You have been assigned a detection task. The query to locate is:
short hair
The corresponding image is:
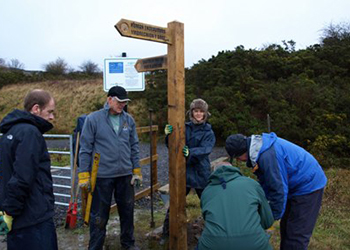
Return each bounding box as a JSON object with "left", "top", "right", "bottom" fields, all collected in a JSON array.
[{"left": 24, "top": 89, "right": 53, "bottom": 112}]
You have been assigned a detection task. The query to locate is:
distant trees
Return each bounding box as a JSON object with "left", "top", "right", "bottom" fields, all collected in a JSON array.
[
  {"left": 320, "top": 22, "right": 350, "bottom": 46},
  {"left": 0, "top": 58, "right": 6, "bottom": 68},
  {"left": 43, "top": 58, "right": 101, "bottom": 77},
  {"left": 0, "top": 58, "right": 25, "bottom": 70},
  {"left": 7, "top": 58, "right": 25, "bottom": 70},
  {"left": 0, "top": 56, "right": 101, "bottom": 78},
  {"left": 0, "top": 57, "right": 102, "bottom": 89},
  {"left": 134, "top": 22, "right": 350, "bottom": 167},
  {"left": 79, "top": 60, "right": 101, "bottom": 75},
  {"left": 44, "top": 57, "right": 69, "bottom": 75}
]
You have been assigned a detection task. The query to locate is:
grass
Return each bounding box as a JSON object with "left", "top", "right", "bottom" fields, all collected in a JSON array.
[
  {"left": 133, "top": 165, "right": 350, "bottom": 250},
  {"left": 136, "top": 166, "right": 350, "bottom": 250},
  {"left": 213, "top": 163, "right": 350, "bottom": 249},
  {"left": 50, "top": 151, "right": 71, "bottom": 167},
  {"left": 307, "top": 168, "right": 350, "bottom": 250},
  {"left": 198, "top": 166, "right": 350, "bottom": 250}
]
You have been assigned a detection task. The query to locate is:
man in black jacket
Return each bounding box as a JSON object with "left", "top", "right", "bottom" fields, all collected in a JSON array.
[{"left": 0, "top": 89, "right": 58, "bottom": 250}]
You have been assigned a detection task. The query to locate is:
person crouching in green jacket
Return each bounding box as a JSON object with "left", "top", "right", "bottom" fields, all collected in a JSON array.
[{"left": 197, "top": 162, "right": 274, "bottom": 250}]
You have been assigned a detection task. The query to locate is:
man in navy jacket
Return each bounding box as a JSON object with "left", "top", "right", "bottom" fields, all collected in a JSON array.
[
  {"left": 0, "top": 89, "right": 57, "bottom": 250},
  {"left": 225, "top": 132, "right": 327, "bottom": 250}
]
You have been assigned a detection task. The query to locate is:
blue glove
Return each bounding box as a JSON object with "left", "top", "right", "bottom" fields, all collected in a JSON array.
[
  {"left": 183, "top": 146, "right": 189, "bottom": 157},
  {"left": 164, "top": 124, "right": 173, "bottom": 135}
]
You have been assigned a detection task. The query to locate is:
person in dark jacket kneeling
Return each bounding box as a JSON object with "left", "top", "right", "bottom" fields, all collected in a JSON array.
[
  {"left": 0, "top": 89, "right": 58, "bottom": 250},
  {"left": 198, "top": 162, "right": 274, "bottom": 250},
  {"left": 225, "top": 133, "right": 327, "bottom": 250}
]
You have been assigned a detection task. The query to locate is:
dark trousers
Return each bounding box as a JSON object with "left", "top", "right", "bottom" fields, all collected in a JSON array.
[
  {"left": 7, "top": 218, "right": 58, "bottom": 250},
  {"left": 89, "top": 175, "right": 135, "bottom": 250},
  {"left": 162, "top": 187, "right": 203, "bottom": 236},
  {"left": 280, "top": 188, "right": 324, "bottom": 250}
]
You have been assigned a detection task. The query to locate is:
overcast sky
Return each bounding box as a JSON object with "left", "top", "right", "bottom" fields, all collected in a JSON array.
[{"left": 1, "top": 0, "right": 349, "bottom": 71}]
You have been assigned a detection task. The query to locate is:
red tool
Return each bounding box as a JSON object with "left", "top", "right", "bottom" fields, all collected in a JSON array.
[{"left": 65, "top": 132, "right": 80, "bottom": 229}]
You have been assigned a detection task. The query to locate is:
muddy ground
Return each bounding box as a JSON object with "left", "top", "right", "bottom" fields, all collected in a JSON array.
[
  {"left": 0, "top": 190, "right": 206, "bottom": 250},
  {"left": 0, "top": 142, "right": 227, "bottom": 250}
]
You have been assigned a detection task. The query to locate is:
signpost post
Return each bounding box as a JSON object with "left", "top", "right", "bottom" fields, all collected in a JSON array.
[
  {"left": 115, "top": 19, "right": 186, "bottom": 250},
  {"left": 166, "top": 21, "right": 186, "bottom": 250}
]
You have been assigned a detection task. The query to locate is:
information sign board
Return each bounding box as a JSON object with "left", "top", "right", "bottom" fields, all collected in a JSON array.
[{"left": 103, "top": 58, "right": 145, "bottom": 92}]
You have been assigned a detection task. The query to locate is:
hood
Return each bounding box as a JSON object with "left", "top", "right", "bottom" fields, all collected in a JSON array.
[
  {"left": 0, "top": 109, "right": 53, "bottom": 134},
  {"left": 259, "top": 132, "right": 278, "bottom": 153},
  {"left": 247, "top": 132, "right": 278, "bottom": 168},
  {"left": 208, "top": 164, "right": 242, "bottom": 189}
]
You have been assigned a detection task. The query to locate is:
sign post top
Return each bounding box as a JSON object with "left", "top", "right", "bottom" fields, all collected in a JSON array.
[{"left": 115, "top": 19, "right": 172, "bottom": 44}]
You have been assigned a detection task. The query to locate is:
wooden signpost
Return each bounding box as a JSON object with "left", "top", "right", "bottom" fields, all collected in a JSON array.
[
  {"left": 115, "top": 19, "right": 172, "bottom": 44},
  {"left": 134, "top": 55, "right": 167, "bottom": 72},
  {"left": 115, "top": 19, "right": 186, "bottom": 250}
]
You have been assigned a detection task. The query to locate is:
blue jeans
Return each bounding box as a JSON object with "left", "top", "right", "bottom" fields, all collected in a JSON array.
[
  {"left": 7, "top": 218, "right": 58, "bottom": 250},
  {"left": 89, "top": 175, "right": 135, "bottom": 250}
]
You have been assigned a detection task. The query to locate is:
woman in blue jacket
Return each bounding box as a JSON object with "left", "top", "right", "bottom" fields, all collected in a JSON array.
[{"left": 162, "top": 98, "right": 216, "bottom": 239}]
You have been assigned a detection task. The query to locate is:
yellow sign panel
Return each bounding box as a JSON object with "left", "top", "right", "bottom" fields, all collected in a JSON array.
[
  {"left": 115, "top": 19, "right": 172, "bottom": 44},
  {"left": 134, "top": 55, "right": 168, "bottom": 72}
]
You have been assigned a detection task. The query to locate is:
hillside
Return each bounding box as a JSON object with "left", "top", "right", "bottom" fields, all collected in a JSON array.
[
  {"left": 0, "top": 80, "right": 147, "bottom": 134},
  {"left": 1, "top": 23, "right": 350, "bottom": 167}
]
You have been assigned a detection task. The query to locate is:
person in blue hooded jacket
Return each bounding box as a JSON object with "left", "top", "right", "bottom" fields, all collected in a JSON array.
[
  {"left": 161, "top": 98, "right": 216, "bottom": 240},
  {"left": 225, "top": 133, "right": 327, "bottom": 250}
]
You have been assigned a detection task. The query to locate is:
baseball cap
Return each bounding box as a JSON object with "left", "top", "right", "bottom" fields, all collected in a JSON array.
[{"left": 107, "top": 86, "right": 131, "bottom": 102}]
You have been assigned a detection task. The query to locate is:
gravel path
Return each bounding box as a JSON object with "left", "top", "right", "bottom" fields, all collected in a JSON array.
[
  {"left": 46, "top": 140, "right": 227, "bottom": 227},
  {"left": 139, "top": 142, "right": 227, "bottom": 187}
]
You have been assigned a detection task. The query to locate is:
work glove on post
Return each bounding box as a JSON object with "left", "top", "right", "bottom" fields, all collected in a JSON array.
[
  {"left": 78, "top": 172, "right": 91, "bottom": 192},
  {"left": 164, "top": 124, "right": 173, "bottom": 135},
  {"left": 131, "top": 168, "right": 143, "bottom": 187},
  {"left": 183, "top": 146, "right": 190, "bottom": 157},
  {"left": 0, "top": 212, "right": 13, "bottom": 233}
]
